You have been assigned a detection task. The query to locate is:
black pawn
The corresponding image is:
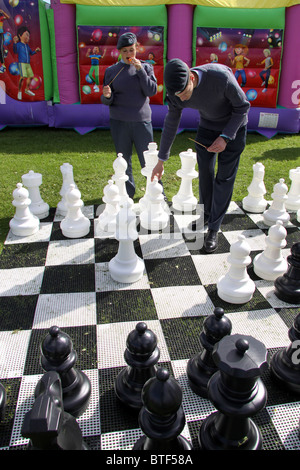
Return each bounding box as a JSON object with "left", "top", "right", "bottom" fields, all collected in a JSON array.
[
  {"left": 133, "top": 368, "right": 192, "bottom": 450},
  {"left": 22, "top": 371, "right": 89, "bottom": 450},
  {"left": 115, "top": 322, "right": 160, "bottom": 410},
  {"left": 274, "top": 241, "right": 300, "bottom": 304},
  {"left": 38, "top": 326, "right": 91, "bottom": 418},
  {"left": 270, "top": 312, "right": 300, "bottom": 394},
  {"left": 198, "top": 334, "right": 269, "bottom": 450},
  {"left": 187, "top": 307, "right": 232, "bottom": 397}
]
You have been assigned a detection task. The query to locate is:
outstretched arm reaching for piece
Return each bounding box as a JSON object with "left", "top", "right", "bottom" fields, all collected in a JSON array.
[{"left": 151, "top": 160, "right": 164, "bottom": 181}]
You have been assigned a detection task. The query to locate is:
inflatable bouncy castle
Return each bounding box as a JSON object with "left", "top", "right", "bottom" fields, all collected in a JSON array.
[{"left": 0, "top": 0, "right": 299, "bottom": 137}]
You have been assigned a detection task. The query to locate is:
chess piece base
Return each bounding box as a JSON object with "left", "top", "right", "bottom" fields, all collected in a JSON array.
[
  {"left": 115, "top": 368, "right": 153, "bottom": 410},
  {"left": 60, "top": 219, "right": 90, "bottom": 239},
  {"left": 133, "top": 434, "right": 192, "bottom": 451},
  {"left": 186, "top": 354, "right": 216, "bottom": 398},
  {"left": 242, "top": 199, "right": 268, "bottom": 214},
  {"left": 274, "top": 277, "right": 300, "bottom": 304},
  {"left": 270, "top": 349, "right": 300, "bottom": 394},
  {"left": 109, "top": 255, "right": 144, "bottom": 284},
  {"left": 9, "top": 217, "right": 39, "bottom": 237},
  {"left": 62, "top": 369, "right": 91, "bottom": 418},
  {"left": 253, "top": 253, "right": 288, "bottom": 281},
  {"left": 217, "top": 276, "right": 255, "bottom": 304},
  {"left": 198, "top": 411, "right": 262, "bottom": 450}
]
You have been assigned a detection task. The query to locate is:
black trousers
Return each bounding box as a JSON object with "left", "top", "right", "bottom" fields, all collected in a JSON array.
[
  {"left": 109, "top": 119, "right": 153, "bottom": 199},
  {"left": 195, "top": 125, "right": 247, "bottom": 231}
]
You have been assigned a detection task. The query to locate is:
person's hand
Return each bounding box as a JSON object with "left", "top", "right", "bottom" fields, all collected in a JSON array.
[
  {"left": 130, "top": 57, "right": 142, "bottom": 71},
  {"left": 151, "top": 160, "right": 164, "bottom": 181},
  {"left": 103, "top": 85, "right": 112, "bottom": 98},
  {"left": 206, "top": 136, "right": 228, "bottom": 153}
]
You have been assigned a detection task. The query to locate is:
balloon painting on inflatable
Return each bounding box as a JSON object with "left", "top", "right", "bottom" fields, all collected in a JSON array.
[{"left": 0, "top": 0, "right": 299, "bottom": 137}]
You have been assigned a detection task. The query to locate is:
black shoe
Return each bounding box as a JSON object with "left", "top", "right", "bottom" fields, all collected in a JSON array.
[{"left": 203, "top": 229, "right": 218, "bottom": 253}]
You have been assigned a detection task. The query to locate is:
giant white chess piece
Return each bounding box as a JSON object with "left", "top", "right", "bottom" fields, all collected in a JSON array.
[
  {"left": 60, "top": 184, "right": 90, "bottom": 238},
  {"left": 112, "top": 153, "right": 133, "bottom": 207},
  {"left": 286, "top": 167, "right": 300, "bottom": 211},
  {"left": 172, "top": 148, "right": 198, "bottom": 212},
  {"left": 139, "top": 142, "right": 160, "bottom": 212},
  {"left": 109, "top": 202, "right": 144, "bottom": 283},
  {"left": 263, "top": 178, "right": 290, "bottom": 226},
  {"left": 242, "top": 162, "right": 267, "bottom": 213},
  {"left": 139, "top": 176, "right": 169, "bottom": 231},
  {"left": 57, "top": 163, "right": 78, "bottom": 216},
  {"left": 96, "top": 180, "right": 120, "bottom": 236},
  {"left": 253, "top": 220, "right": 288, "bottom": 281},
  {"left": 22, "top": 170, "right": 49, "bottom": 219},
  {"left": 217, "top": 235, "right": 256, "bottom": 304},
  {"left": 9, "top": 183, "right": 40, "bottom": 236}
]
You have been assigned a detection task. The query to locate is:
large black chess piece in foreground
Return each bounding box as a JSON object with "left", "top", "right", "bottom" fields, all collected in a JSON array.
[
  {"left": 187, "top": 307, "right": 232, "bottom": 397},
  {"left": 22, "top": 371, "right": 88, "bottom": 450},
  {"left": 0, "top": 382, "right": 6, "bottom": 422},
  {"left": 198, "top": 334, "right": 269, "bottom": 450},
  {"left": 133, "top": 368, "right": 192, "bottom": 450},
  {"left": 38, "top": 326, "right": 91, "bottom": 418},
  {"left": 115, "top": 322, "right": 160, "bottom": 410},
  {"left": 270, "top": 312, "right": 300, "bottom": 394},
  {"left": 274, "top": 241, "right": 300, "bottom": 304}
]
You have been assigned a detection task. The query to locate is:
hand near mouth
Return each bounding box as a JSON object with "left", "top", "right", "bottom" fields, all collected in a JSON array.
[{"left": 128, "top": 57, "right": 142, "bottom": 70}]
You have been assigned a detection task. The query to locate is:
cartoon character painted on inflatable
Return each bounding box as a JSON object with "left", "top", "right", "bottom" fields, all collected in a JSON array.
[{"left": 13, "top": 26, "right": 40, "bottom": 100}]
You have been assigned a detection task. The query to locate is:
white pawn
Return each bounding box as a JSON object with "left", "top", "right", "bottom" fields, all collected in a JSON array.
[
  {"left": 297, "top": 208, "right": 300, "bottom": 223},
  {"left": 242, "top": 162, "right": 268, "bottom": 213},
  {"left": 57, "top": 163, "right": 78, "bottom": 216},
  {"left": 217, "top": 235, "right": 255, "bottom": 304},
  {"left": 96, "top": 180, "right": 120, "bottom": 236},
  {"left": 139, "top": 176, "right": 169, "bottom": 231},
  {"left": 139, "top": 142, "right": 160, "bottom": 212},
  {"left": 253, "top": 220, "right": 288, "bottom": 281},
  {"left": 9, "top": 183, "right": 40, "bottom": 236},
  {"left": 286, "top": 167, "right": 300, "bottom": 211},
  {"left": 263, "top": 178, "right": 290, "bottom": 226},
  {"left": 60, "top": 184, "right": 90, "bottom": 238},
  {"left": 112, "top": 153, "right": 133, "bottom": 207},
  {"left": 109, "top": 202, "right": 144, "bottom": 283},
  {"left": 172, "top": 148, "right": 198, "bottom": 212},
  {"left": 22, "top": 170, "right": 49, "bottom": 219}
]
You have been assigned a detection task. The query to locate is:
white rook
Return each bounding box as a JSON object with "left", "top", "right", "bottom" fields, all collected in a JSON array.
[{"left": 22, "top": 170, "right": 49, "bottom": 219}]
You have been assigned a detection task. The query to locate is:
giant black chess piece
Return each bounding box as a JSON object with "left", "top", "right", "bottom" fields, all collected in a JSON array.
[
  {"left": 187, "top": 307, "right": 232, "bottom": 397},
  {"left": 274, "top": 241, "right": 300, "bottom": 304},
  {"left": 22, "top": 371, "right": 89, "bottom": 450},
  {"left": 270, "top": 312, "right": 300, "bottom": 394},
  {"left": 115, "top": 322, "right": 160, "bottom": 410},
  {"left": 0, "top": 382, "right": 6, "bottom": 422},
  {"left": 198, "top": 334, "right": 269, "bottom": 450},
  {"left": 133, "top": 368, "right": 192, "bottom": 450},
  {"left": 38, "top": 326, "right": 91, "bottom": 418}
]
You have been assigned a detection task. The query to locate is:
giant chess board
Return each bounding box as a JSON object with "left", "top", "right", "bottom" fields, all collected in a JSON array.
[{"left": 0, "top": 198, "right": 299, "bottom": 451}]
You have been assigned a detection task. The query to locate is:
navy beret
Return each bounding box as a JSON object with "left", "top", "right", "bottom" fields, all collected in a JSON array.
[
  {"left": 117, "top": 32, "right": 137, "bottom": 50},
  {"left": 164, "top": 58, "right": 190, "bottom": 95}
]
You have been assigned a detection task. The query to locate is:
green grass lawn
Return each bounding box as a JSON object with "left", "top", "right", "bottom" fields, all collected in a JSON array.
[{"left": 0, "top": 126, "right": 299, "bottom": 254}]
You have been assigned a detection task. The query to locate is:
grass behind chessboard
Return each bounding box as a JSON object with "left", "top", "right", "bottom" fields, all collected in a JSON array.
[{"left": 0, "top": 126, "right": 299, "bottom": 254}]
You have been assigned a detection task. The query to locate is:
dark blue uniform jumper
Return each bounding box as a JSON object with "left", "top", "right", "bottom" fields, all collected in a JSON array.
[{"left": 101, "top": 60, "right": 157, "bottom": 198}]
